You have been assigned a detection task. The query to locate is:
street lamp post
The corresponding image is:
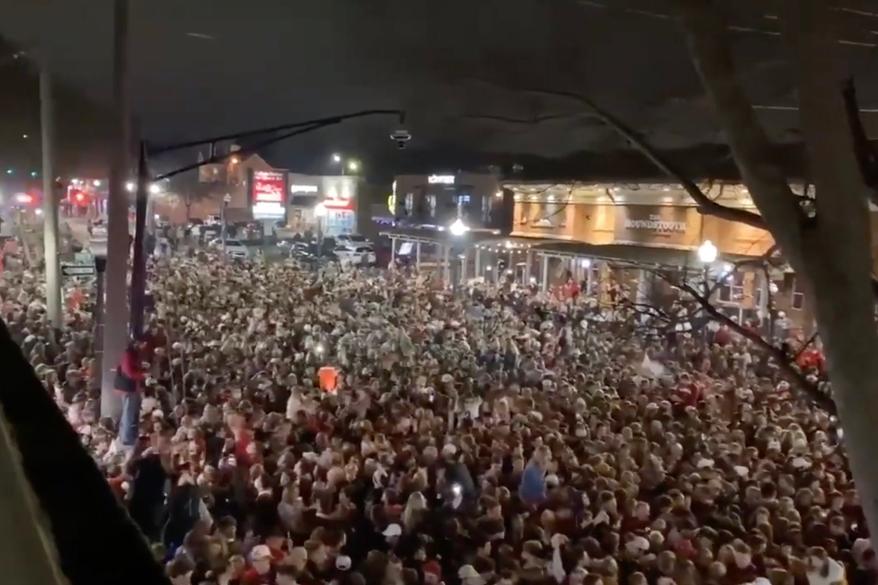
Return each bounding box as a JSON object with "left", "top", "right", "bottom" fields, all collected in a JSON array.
[
  {"left": 448, "top": 218, "right": 469, "bottom": 293},
  {"left": 448, "top": 218, "right": 468, "bottom": 237},
  {"left": 697, "top": 239, "right": 718, "bottom": 295},
  {"left": 330, "top": 153, "right": 360, "bottom": 176},
  {"left": 314, "top": 201, "right": 327, "bottom": 261},
  {"left": 221, "top": 193, "right": 231, "bottom": 254},
  {"left": 697, "top": 239, "right": 718, "bottom": 344}
]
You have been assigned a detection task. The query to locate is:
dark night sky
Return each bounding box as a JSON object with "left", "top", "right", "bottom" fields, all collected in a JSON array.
[{"left": 3, "top": 0, "right": 878, "bottom": 181}]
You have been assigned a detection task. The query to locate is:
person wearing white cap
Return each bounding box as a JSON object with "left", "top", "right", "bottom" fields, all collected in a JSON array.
[{"left": 242, "top": 544, "right": 273, "bottom": 585}]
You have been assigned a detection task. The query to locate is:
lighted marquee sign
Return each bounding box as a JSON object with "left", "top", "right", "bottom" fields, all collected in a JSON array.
[
  {"left": 290, "top": 184, "right": 319, "bottom": 194},
  {"left": 250, "top": 170, "right": 287, "bottom": 219},
  {"left": 428, "top": 174, "right": 455, "bottom": 185},
  {"left": 624, "top": 214, "right": 687, "bottom": 233},
  {"left": 252, "top": 171, "right": 286, "bottom": 203}
]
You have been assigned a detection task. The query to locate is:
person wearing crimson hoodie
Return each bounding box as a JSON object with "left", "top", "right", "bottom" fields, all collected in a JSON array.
[{"left": 116, "top": 338, "right": 147, "bottom": 447}]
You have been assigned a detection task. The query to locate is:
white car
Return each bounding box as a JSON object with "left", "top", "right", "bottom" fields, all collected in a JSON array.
[
  {"left": 209, "top": 238, "right": 251, "bottom": 259},
  {"left": 334, "top": 245, "right": 376, "bottom": 268},
  {"left": 336, "top": 234, "right": 372, "bottom": 250}
]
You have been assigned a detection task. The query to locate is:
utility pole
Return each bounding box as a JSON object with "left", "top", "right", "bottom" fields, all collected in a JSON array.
[
  {"left": 40, "top": 68, "right": 61, "bottom": 328},
  {"left": 129, "top": 142, "right": 148, "bottom": 338},
  {"left": 100, "top": 0, "right": 131, "bottom": 419}
]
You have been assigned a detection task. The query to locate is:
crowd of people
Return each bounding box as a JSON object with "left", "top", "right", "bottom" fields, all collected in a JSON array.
[{"left": 0, "top": 242, "right": 870, "bottom": 585}]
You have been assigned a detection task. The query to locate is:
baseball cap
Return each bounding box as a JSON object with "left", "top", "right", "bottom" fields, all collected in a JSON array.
[{"left": 250, "top": 545, "right": 272, "bottom": 561}]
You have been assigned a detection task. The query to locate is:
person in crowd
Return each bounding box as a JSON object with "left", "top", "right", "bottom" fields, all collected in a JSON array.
[{"left": 115, "top": 337, "right": 147, "bottom": 447}]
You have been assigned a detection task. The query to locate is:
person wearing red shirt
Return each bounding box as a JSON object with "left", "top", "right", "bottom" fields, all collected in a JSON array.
[
  {"left": 117, "top": 340, "right": 147, "bottom": 447},
  {"left": 241, "top": 544, "right": 275, "bottom": 585}
]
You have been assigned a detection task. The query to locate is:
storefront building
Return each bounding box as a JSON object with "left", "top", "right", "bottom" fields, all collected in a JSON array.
[
  {"left": 157, "top": 152, "right": 279, "bottom": 226},
  {"left": 504, "top": 181, "right": 823, "bottom": 334},
  {"left": 391, "top": 172, "right": 508, "bottom": 231},
  {"left": 287, "top": 174, "right": 360, "bottom": 237}
]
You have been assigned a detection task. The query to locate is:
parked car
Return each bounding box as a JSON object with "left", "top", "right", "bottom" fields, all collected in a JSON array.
[
  {"left": 335, "top": 234, "right": 373, "bottom": 250},
  {"left": 208, "top": 238, "right": 251, "bottom": 259},
  {"left": 334, "top": 245, "right": 376, "bottom": 268}
]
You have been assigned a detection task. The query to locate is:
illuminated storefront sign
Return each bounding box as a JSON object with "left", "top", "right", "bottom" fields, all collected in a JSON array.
[
  {"left": 613, "top": 205, "right": 697, "bottom": 247},
  {"left": 250, "top": 170, "right": 287, "bottom": 218},
  {"left": 624, "top": 214, "right": 687, "bottom": 233},
  {"left": 428, "top": 174, "right": 455, "bottom": 185},
  {"left": 290, "top": 184, "right": 319, "bottom": 193}
]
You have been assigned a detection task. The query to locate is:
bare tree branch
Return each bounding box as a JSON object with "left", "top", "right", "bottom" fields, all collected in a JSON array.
[
  {"left": 661, "top": 273, "right": 834, "bottom": 413},
  {"left": 705, "top": 243, "right": 781, "bottom": 298},
  {"left": 676, "top": 0, "right": 810, "bottom": 268},
  {"left": 792, "top": 332, "right": 819, "bottom": 361}
]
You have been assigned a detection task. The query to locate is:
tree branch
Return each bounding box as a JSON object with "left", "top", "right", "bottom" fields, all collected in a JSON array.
[
  {"left": 792, "top": 332, "right": 819, "bottom": 360},
  {"left": 665, "top": 274, "right": 834, "bottom": 413},
  {"left": 676, "top": 0, "right": 810, "bottom": 269},
  {"left": 705, "top": 243, "right": 780, "bottom": 298}
]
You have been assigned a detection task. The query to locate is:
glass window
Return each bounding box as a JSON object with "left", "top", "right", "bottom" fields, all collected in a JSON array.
[
  {"left": 404, "top": 193, "right": 414, "bottom": 215},
  {"left": 792, "top": 277, "right": 805, "bottom": 310},
  {"left": 718, "top": 272, "right": 745, "bottom": 304},
  {"left": 427, "top": 194, "right": 437, "bottom": 217}
]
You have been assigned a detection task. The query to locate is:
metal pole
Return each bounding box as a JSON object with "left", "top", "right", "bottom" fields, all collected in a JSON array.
[
  {"left": 221, "top": 198, "right": 227, "bottom": 253},
  {"left": 415, "top": 241, "right": 421, "bottom": 270},
  {"left": 524, "top": 251, "right": 532, "bottom": 285},
  {"left": 317, "top": 216, "right": 323, "bottom": 260},
  {"left": 100, "top": 0, "right": 131, "bottom": 419},
  {"left": 129, "top": 142, "right": 149, "bottom": 338},
  {"left": 541, "top": 254, "right": 549, "bottom": 291},
  {"left": 93, "top": 258, "right": 106, "bottom": 386},
  {"left": 459, "top": 251, "right": 467, "bottom": 284},
  {"left": 40, "top": 69, "right": 61, "bottom": 328},
  {"left": 586, "top": 261, "right": 593, "bottom": 295},
  {"left": 94, "top": 260, "right": 105, "bottom": 343},
  {"left": 443, "top": 246, "right": 451, "bottom": 286},
  {"left": 475, "top": 247, "right": 481, "bottom": 279}
]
